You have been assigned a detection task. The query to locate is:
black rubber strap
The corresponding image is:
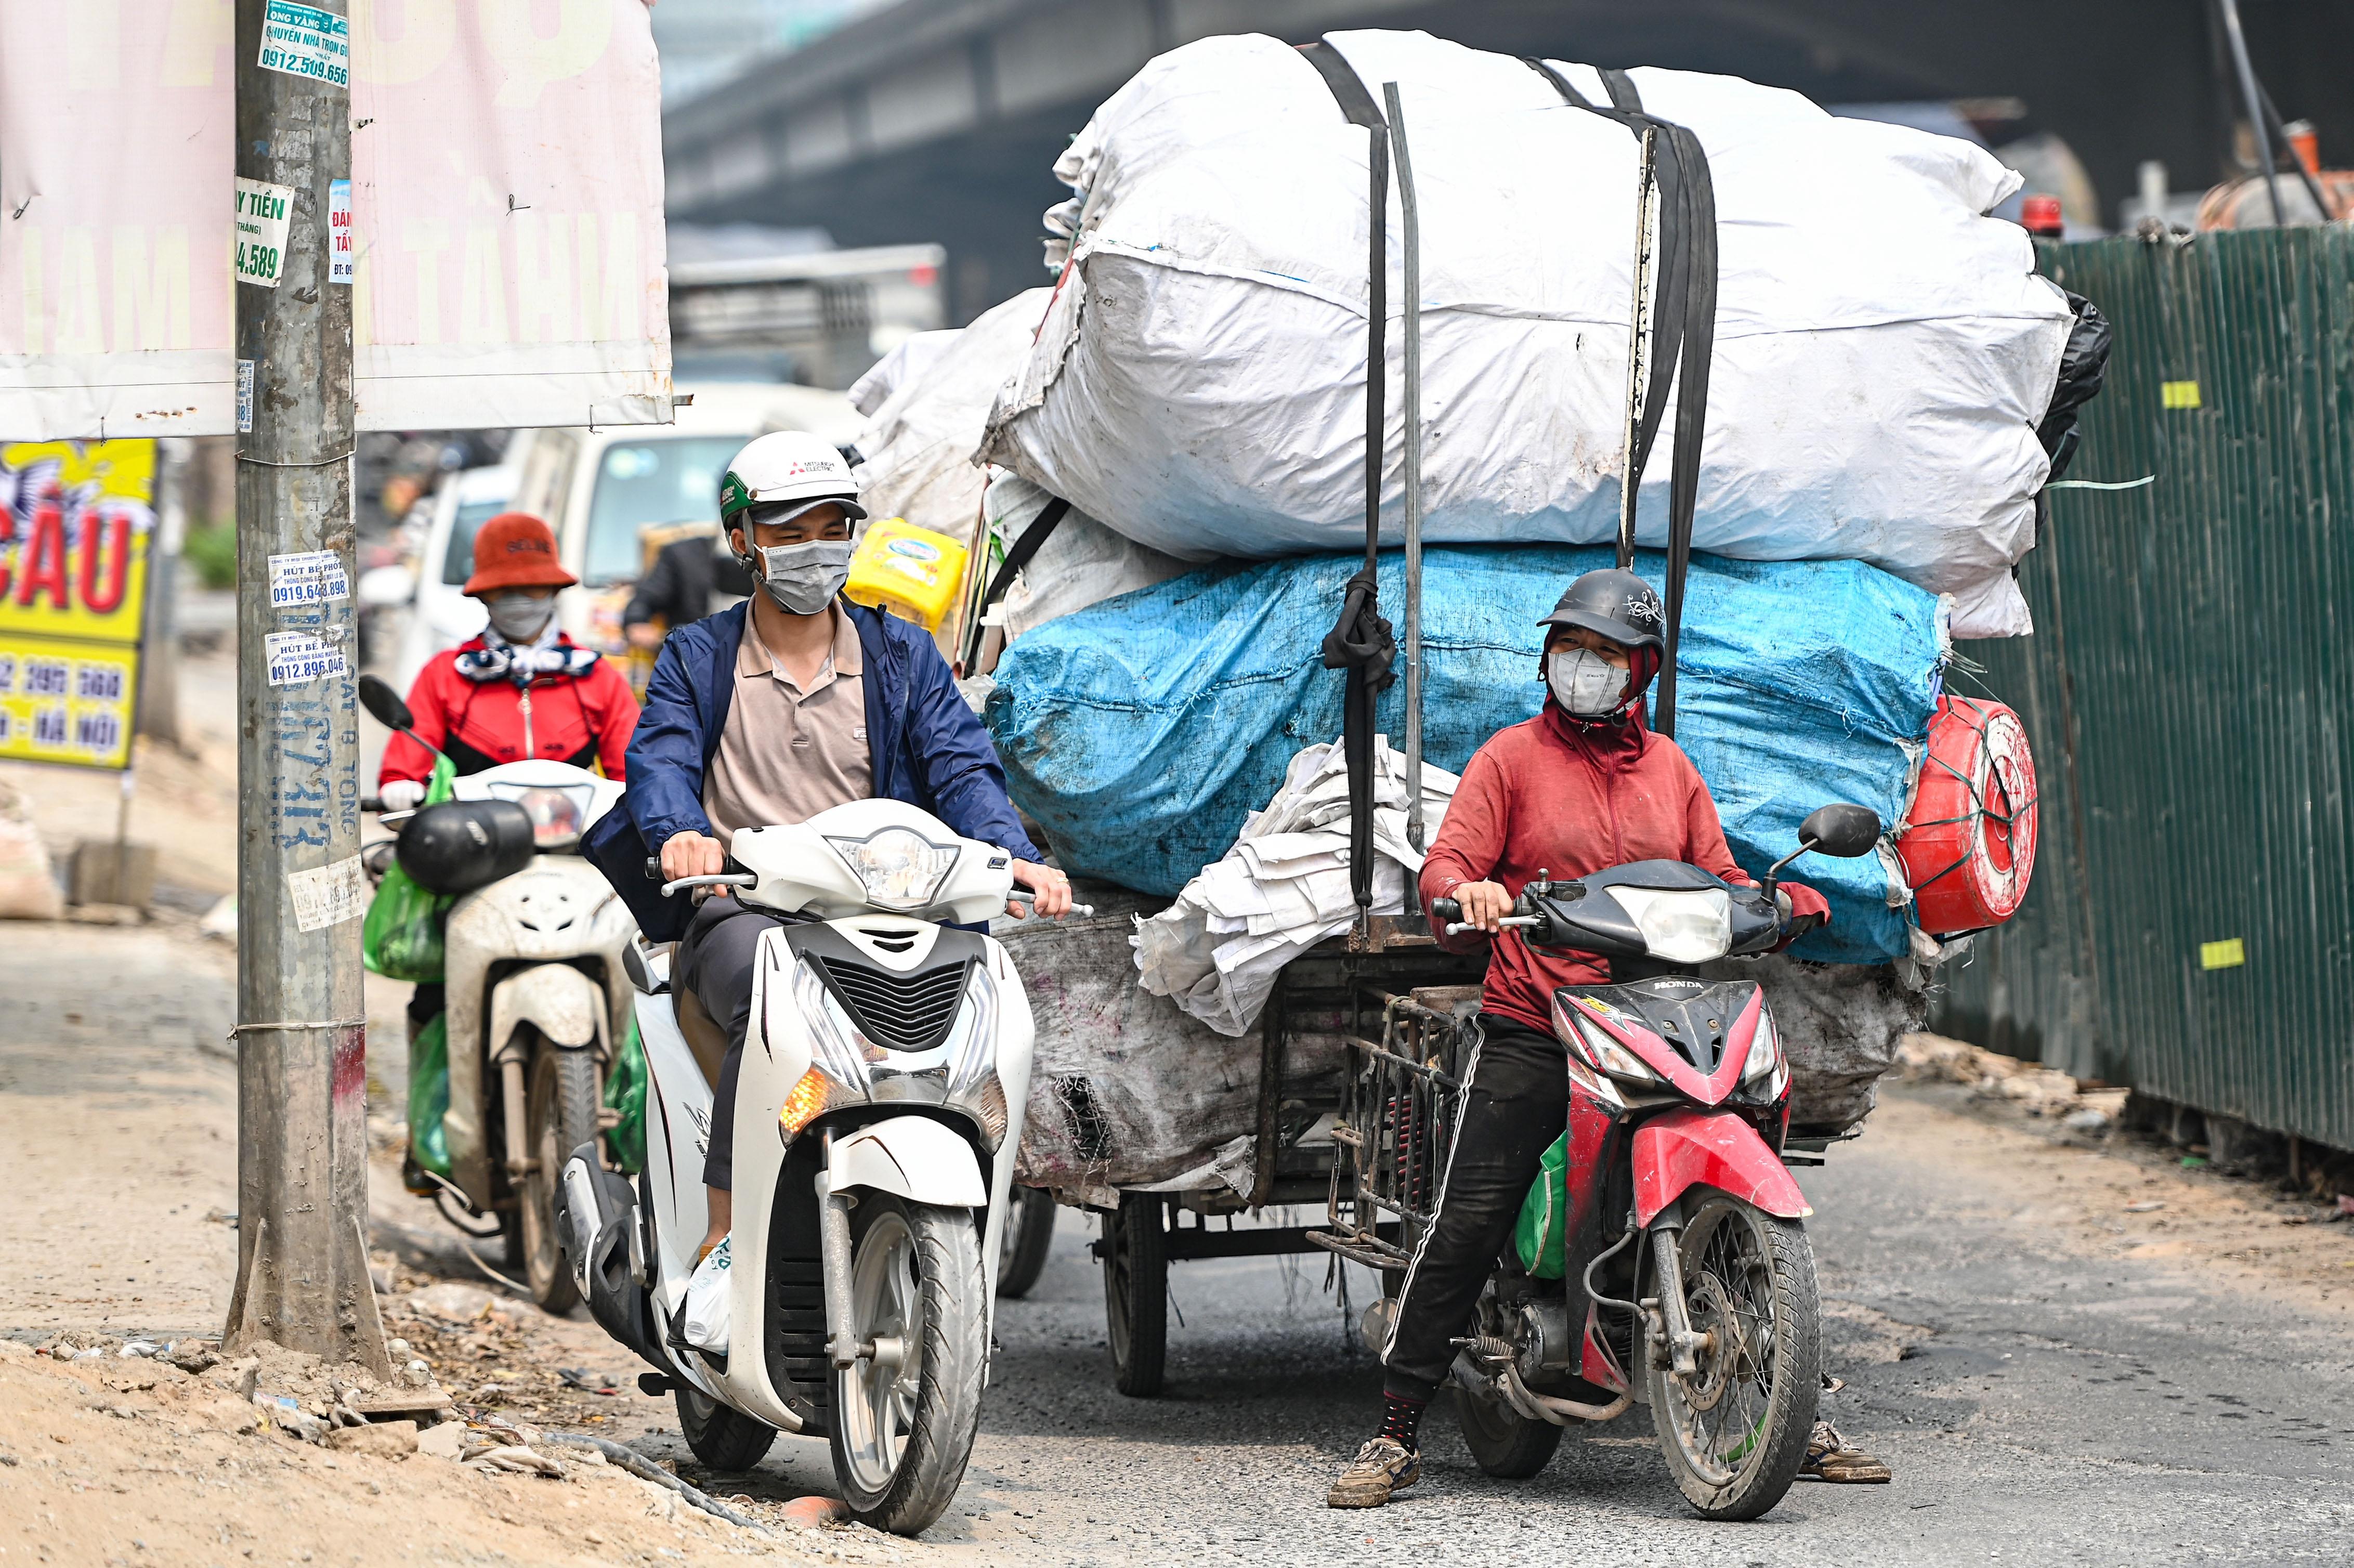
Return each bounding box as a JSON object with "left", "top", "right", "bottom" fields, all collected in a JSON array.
[
  {"left": 1521, "top": 57, "right": 1718, "bottom": 738},
  {"left": 961, "top": 495, "right": 1071, "bottom": 670}
]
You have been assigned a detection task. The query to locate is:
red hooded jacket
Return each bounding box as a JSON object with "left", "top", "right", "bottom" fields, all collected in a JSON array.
[
  {"left": 1420, "top": 705, "right": 1754, "bottom": 1036},
  {"left": 380, "top": 636, "right": 638, "bottom": 785}
]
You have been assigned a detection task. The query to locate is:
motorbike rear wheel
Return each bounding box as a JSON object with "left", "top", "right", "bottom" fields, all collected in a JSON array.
[
  {"left": 830, "top": 1195, "right": 988, "bottom": 1536},
  {"left": 519, "top": 1038, "right": 600, "bottom": 1315},
  {"left": 1455, "top": 1380, "right": 1565, "bottom": 1478},
  {"left": 1646, "top": 1197, "right": 1820, "bottom": 1521},
  {"left": 1100, "top": 1194, "right": 1167, "bottom": 1396},
  {"left": 996, "top": 1186, "right": 1056, "bottom": 1300},
  {"left": 675, "top": 1383, "right": 778, "bottom": 1472}
]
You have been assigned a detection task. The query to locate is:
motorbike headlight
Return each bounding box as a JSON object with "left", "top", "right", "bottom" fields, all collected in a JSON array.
[
  {"left": 942, "top": 965, "right": 1008, "bottom": 1149},
  {"left": 1604, "top": 885, "right": 1732, "bottom": 964},
  {"left": 1574, "top": 1015, "right": 1664, "bottom": 1084},
  {"left": 486, "top": 783, "right": 593, "bottom": 848},
  {"left": 823, "top": 827, "right": 959, "bottom": 911},
  {"left": 1740, "top": 1010, "right": 1783, "bottom": 1084},
  {"left": 795, "top": 959, "right": 879, "bottom": 1087}
]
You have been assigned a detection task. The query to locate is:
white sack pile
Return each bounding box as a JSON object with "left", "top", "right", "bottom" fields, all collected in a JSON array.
[
  {"left": 1134, "top": 737, "right": 1458, "bottom": 1035},
  {"left": 983, "top": 471, "right": 1187, "bottom": 641},
  {"left": 980, "top": 29, "right": 2074, "bottom": 638},
  {"left": 847, "top": 288, "right": 1052, "bottom": 541}
]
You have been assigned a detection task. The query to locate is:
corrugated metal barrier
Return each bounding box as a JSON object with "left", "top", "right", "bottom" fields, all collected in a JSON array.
[{"left": 1931, "top": 227, "right": 2354, "bottom": 1151}]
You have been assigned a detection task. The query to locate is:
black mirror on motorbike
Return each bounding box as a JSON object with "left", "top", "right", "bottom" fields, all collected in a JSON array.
[
  {"left": 1798, "top": 803, "right": 1883, "bottom": 859},
  {"left": 358, "top": 673, "right": 415, "bottom": 735}
]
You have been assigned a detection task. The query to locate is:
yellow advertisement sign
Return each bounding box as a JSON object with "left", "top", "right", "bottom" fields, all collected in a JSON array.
[
  {"left": 0, "top": 634, "right": 139, "bottom": 769},
  {"left": 0, "top": 440, "right": 155, "bottom": 770}
]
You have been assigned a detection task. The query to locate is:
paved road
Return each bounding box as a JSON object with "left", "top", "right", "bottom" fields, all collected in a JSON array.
[{"left": 657, "top": 1087, "right": 2354, "bottom": 1567}]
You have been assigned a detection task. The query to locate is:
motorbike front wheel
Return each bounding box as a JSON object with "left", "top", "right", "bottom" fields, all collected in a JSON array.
[
  {"left": 1646, "top": 1197, "right": 1820, "bottom": 1521},
  {"left": 830, "top": 1194, "right": 987, "bottom": 1536},
  {"left": 519, "top": 1038, "right": 600, "bottom": 1314}
]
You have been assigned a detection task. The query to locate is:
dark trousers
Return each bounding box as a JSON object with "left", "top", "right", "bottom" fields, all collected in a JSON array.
[
  {"left": 672, "top": 894, "right": 787, "bottom": 1192},
  {"left": 1381, "top": 1014, "right": 1568, "bottom": 1401}
]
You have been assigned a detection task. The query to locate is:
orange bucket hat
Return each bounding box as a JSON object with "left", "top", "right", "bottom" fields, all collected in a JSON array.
[{"left": 463, "top": 512, "right": 577, "bottom": 596}]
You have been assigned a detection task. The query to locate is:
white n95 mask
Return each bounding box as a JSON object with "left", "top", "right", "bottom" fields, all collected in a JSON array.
[{"left": 1548, "top": 647, "right": 1628, "bottom": 717}]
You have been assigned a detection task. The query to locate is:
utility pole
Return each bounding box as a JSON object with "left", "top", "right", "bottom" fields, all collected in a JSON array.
[{"left": 223, "top": 0, "right": 388, "bottom": 1375}]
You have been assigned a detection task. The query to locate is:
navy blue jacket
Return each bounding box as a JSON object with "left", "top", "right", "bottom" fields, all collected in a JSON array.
[{"left": 583, "top": 598, "right": 1041, "bottom": 940}]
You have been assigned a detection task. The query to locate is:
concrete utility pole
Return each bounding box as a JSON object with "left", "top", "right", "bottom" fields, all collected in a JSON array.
[{"left": 223, "top": 0, "right": 389, "bottom": 1374}]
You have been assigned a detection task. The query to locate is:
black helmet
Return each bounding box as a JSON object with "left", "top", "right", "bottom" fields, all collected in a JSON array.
[{"left": 1537, "top": 568, "right": 1666, "bottom": 651}]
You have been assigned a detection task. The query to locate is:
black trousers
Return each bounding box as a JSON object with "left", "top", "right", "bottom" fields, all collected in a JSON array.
[
  {"left": 1381, "top": 1014, "right": 1569, "bottom": 1402},
  {"left": 672, "top": 894, "right": 787, "bottom": 1192}
]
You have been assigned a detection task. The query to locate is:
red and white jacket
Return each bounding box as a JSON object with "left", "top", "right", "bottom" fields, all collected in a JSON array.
[{"left": 378, "top": 635, "right": 638, "bottom": 786}]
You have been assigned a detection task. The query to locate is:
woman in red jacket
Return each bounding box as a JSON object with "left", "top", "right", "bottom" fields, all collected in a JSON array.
[
  {"left": 1327, "top": 568, "right": 1882, "bottom": 1509},
  {"left": 377, "top": 512, "right": 639, "bottom": 1195},
  {"left": 377, "top": 511, "right": 638, "bottom": 801}
]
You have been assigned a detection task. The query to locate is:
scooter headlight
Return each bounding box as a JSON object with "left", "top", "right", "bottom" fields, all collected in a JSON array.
[
  {"left": 1738, "top": 1010, "right": 1789, "bottom": 1102},
  {"left": 942, "top": 964, "right": 1008, "bottom": 1149},
  {"left": 1604, "top": 885, "right": 1732, "bottom": 964},
  {"left": 823, "top": 827, "right": 959, "bottom": 911},
  {"left": 1555, "top": 996, "right": 1663, "bottom": 1086}
]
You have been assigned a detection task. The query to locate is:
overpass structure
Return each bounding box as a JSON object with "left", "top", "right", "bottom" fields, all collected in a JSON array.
[{"left": 664, "top": 0, "right": 2354, "bottom": 322}]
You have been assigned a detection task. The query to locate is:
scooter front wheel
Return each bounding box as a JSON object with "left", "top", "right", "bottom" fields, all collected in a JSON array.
[
  {"left": 1646, "top": 1197, "right": 1820, "bottom": 1521},
  {"left": 830, "top": 1195, "right": 987, "bottom": 1536},
  {"left": 519, "top": 1039, "right": 599, "bottom": 1315}
]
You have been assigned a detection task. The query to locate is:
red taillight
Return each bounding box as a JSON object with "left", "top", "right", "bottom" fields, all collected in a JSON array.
[{"left": 2020, "top": 194, "right": 2064, "bottom": 238}]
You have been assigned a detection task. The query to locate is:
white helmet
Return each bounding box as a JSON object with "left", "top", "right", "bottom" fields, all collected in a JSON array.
[{"left": 717, "top": 430, "right": 866, "bottom": 532}]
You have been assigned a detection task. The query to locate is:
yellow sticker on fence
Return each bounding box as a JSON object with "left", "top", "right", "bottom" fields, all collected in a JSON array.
[
  {"left": 2161, "top": 380, "right": 2202, "bottom": 410},
  {"left": 2199, "top": 937, "right": 2245, "bottom": 971}
]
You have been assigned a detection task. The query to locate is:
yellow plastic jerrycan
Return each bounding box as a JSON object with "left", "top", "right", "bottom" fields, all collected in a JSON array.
[{"left": 845, "top": 517, "right": 969, "bottom": 631}]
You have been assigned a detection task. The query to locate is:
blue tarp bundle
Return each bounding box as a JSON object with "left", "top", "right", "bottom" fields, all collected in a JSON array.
[{"left": 985, "top": 545, "right": 1946, "bottom": 963}]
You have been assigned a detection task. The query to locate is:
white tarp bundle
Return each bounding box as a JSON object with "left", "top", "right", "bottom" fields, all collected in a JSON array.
[
  {"left": 1134, "top": 737, "right": 1459, "bottom": 1035},
  {"left": 980, "top": 30, "right": 2074, "bottom": 638},
  {"left": 983, "top": 472, "right": 1187, "bottom": 641},
  {"left": 852, "top": 289, "right": 1053, "bottom": 542}
]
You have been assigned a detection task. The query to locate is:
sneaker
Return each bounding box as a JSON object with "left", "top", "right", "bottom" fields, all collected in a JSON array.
[
  {"left": 1799, "top": 1419, "right": 1892, "bottom": 1483},
  {"left": 1326, "top": 1437, "right": 1421, "bottom": 1508}
]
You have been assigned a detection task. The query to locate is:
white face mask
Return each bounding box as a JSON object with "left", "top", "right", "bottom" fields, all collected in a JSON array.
[
  {"left": 485, "top": 592, "right": 555, "bottom": 644},
  {"left": 755, "top": 538, "right": 853, "bottom": 616},
  {"left": 1548, "top": 647, "right": 1629, "bottom": 717}
]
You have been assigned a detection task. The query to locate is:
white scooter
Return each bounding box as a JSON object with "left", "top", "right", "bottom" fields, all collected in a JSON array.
[
  {"left": 359, "top": 676, "right": 636, "bottom": 1314},
  {"left": 556, "top": 798, "right": 1082, "bottom": 1536}
]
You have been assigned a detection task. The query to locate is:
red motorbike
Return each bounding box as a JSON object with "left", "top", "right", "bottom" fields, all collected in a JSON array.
[{"left": 1412, "top": 802, "right": 1882, "bottom": 1520}]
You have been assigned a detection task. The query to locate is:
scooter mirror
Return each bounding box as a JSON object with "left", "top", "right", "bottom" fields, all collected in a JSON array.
[
  {"left": 1799, "top": 802, "right": 1882, "bottom": 858},
  {"left": 359, "top": 673, "right": 415, "bottom": 735}
]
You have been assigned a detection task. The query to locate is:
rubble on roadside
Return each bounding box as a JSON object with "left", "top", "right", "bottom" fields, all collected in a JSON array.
[{"left": 1895, "top": 1032, "right": 2131, "bottom": 1133}]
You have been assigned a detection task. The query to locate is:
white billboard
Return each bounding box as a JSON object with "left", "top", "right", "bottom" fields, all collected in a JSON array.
[{"left": 0, "top": 1, "right": 672, "bottom": 438}]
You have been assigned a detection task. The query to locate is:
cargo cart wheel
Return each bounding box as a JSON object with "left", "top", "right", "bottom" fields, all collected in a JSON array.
[
  {"left": 1101, "top": 1194, "right": 1167, "bottom": 1396},
  {"left": 997, "top": 1187, "right": 1056, "bottom": 1300}
]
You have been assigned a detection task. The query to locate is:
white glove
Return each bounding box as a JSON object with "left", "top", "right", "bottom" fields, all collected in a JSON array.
[{"left": 378, "top": 778, "right": 426, "bottom": 812}]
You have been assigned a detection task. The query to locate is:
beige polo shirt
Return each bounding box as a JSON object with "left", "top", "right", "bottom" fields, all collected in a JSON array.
[{"left": 701, "top": 604, "right": 873, "bottom": 846}]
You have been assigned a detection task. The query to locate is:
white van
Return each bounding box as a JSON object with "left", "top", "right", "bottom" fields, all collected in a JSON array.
[{"left": 505, "top": 383, "right": 859, "bottom": 656}]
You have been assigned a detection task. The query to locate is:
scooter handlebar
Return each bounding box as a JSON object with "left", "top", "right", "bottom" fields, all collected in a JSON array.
[
  {"left": 1006, "top": 887, "right": 1094, "bottom": 918},
  {"left": 661, "top": 872, "right": 757, "bottom": 898}
]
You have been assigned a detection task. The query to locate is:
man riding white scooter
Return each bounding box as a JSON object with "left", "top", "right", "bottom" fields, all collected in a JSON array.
[{"left": 582, "top": 431, "right": 1073, "bottom": 1277}]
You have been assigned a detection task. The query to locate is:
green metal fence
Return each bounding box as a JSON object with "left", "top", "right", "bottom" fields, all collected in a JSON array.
[{"left": 1931, "top": 227, "right": 2354, "bottom": 1151}]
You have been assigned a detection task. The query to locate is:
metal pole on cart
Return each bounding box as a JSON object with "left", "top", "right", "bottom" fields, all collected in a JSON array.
[
  {"left": 1384, "top": 83, "right": 1427, "bottom": 856},
  {"left": 1616, "top": 127, "right": 1658, "bottom": 570}
]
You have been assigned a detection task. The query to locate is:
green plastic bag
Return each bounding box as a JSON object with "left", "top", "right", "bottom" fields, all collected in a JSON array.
[
  {"left": 1515, "top": 1132, "right": 1571, "bottom": 1279},
  {"left": 602, "top": 1015, "right": 649, "bottom": 1174},
  {"left": 407, "top": 1010, "right": 453, "bottom": 1179},
  {"left": 362, "top": 757, "right": 455, "bottom": 983}
]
